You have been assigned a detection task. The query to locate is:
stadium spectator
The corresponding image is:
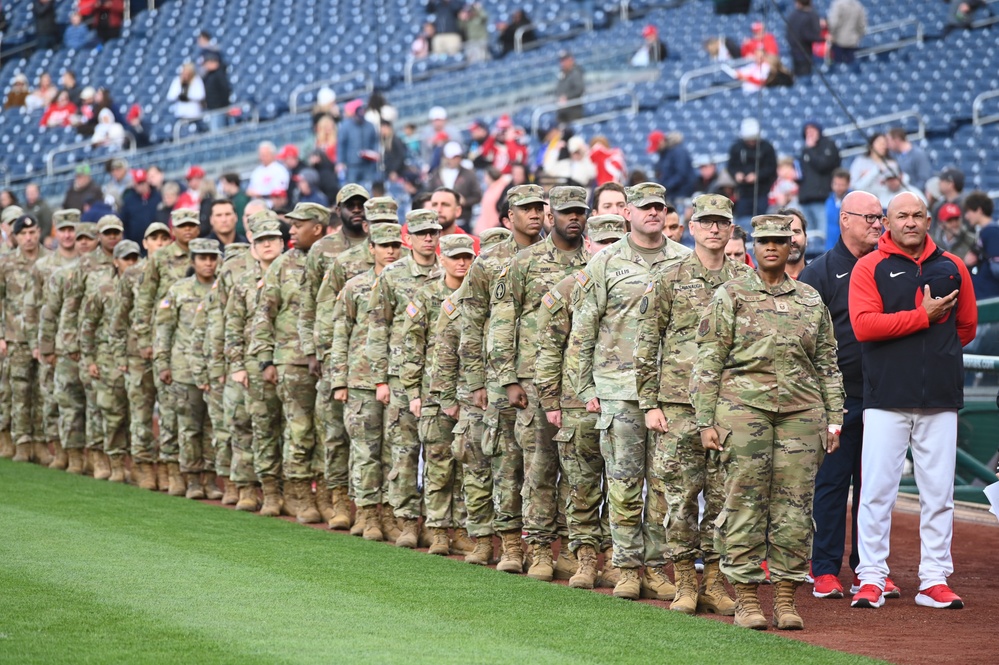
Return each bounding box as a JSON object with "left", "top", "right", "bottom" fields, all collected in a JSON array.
[
  {"left": 728, "top": 118, "right": 778, "bottom": 227},
  {"left": 59, "top": 70, "right": 81, "bottom": 106},
  {"left": 496, "top": 9, "right": 534, "bottom": 58},
  {"left": 22, "top": 184, "right": 52, "bottom": 239},
  {"left": 663, "top": 204, "right": 684, "bottom": 243},
  {"left": 33, "top": 0, "right": 59, "bottom": 50},
  {"left": 92, "top": 108, "right": 125, "bottom": 149},
  {"left": 827, "top": 0, "right": 867, "bottom": 66},
  {"left": 146, "top": 165, "right": 165, "bottom": 190},
  {"left": 932, "top": 167, "right": 966, "bottom": 218},
  {"left": 337, "top": 99, "right": 381, "bottom": 189},
  {"left": 167, "top": 62, "right": 206, "bottom": 122},
  {"left": 427, "top": 0, "right": 463, "bottom": 55},
  {"left": 102, "top": 158, "right": 131, "bottom": 209},
  {"left": 649, "top": 130, "right": 694, "bottom": 209},
  {"left": 555, "top": 50, "right": 585, "bottom": 124},
  {"left": 691, "top": 158, "right": 721, "bottom": 195},
  {"left": 740, "top": 21, "right": 779, "bottom": 57},
  {"left": 412, "top": 22, "right": 433, "bottom": 59},
  {"left": 427, "top": 142, "right": 482, "bottom": 229},
  {"left": 631, "top": 24, "right": 668, "bottom": 67},
  {"left": 247, "top": 141, "right": 291, "bottom": 199},
  {"left": 799, "top": 120, "right": 841, "bottom": 237},
  {"left": 4, "top": 73, "right": 29, "bottom": 109},
  {"left": 764, "top": 53, "right": 795, "bottom": 87},
  {"left": 24, "top": 72, "right": 57, "bottom": 112},
  {"left": 80, "top": 194, "right": 114, "bottom": 222},
  {"left": 73, "top": 86, "right": 97, "bottom": 136},
  {"left": 543, "top": 135, "right": 597, "bottom": 188},
  {"left": 735, "top": 48, "right": 770, "bottom": 93},
  {"left": 380, "top": 120, "right": 410, "bottom": 183},
  {"left": 174, "top": 166, "right": 205, "bottom": 211},
  {"left": 824, "top": 168, "right": 851, "bottom": 249},
  {"left": 308, "top": 115, "right": 340, "bottom": 203},
  {"left": 964, "top": 191, "right": 999, "bottom": 299},
  {"left": 218, "top": 173, "right": 250, "bottom": 231},
  {"left": 205, "top": 199, "right": 247, "bottom": 246},
  {"left": 40, "top": 90, "right": 78, "bottom": 129},
  {"left": 311, "top": 87, "right": 339, "bottom": 127},
  {"left": 278, "top": 144, "right": 304, "bottom": 203},
  {"left": 786, "top": 0, "right": 822, "bottom": 77},
  {"left": 849, "top": 134, "right": 901, "bottom": 209},
  {"left": 476, "top": 116, "right": 528, "bottom": 175},
  {"left": 887, "top": 128, "right": 932, "bottom": 192},
  {"left": 293, "top": 169, "right": 329, "bottom": 207},
  {"left": 768, "top": 158, "right": 800, "bottom": 210},
  {"left": 80, "top": 0, "right": 125, "bottom": 43},
  {"left": 777, "top": 207, "right": 809, "bottom": 277},
  {"left": 125, "top": 104, "right": 150, "bottom": 148},
  {"left": 420, "top": 106, "right": 460, "bottom": 162},
  {"left": 427, "top": 187, "right": 481, "bottom": 248},
  {"left": 119, "top": 169, "right": 162, "bottom": 244},
  {"left": 201, "top": 51, "right": 231, "bottom": 131},
  {"left": 64, "top": 11, "right": 96, "bottom": 51},
  {"left": 943, "top": 0, "right": 987, "bottom": 36},
  {"left": 589, "top": 136, "right": 626, "bottom": 185},
  {"left": 703, "top": 35, "right": 740, "bottom": 61},
  {"left": 364, "top": 91, "right": 398, "bottom": 128},
  {"left": 155, "top": 181, "right": 180, "bottom": 225},
  {"left": 460, "top": 2, "right": 490, "bottom": 62},
  {"left": 931, "top": 202, "right": 976, "bottom": 265},
  {"left": 724, "top": 224, "right": 751, "bottom": 265}
]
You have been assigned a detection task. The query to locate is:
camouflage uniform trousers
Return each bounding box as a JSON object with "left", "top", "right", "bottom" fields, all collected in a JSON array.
[
  {"left": 419, "top": 408, "right": 466, "bottom": 529},
  {"left": 173, "top": 381, "right": 214, "bottom": 474},
  {"left": 125, "top": 356, "right": 157, "bottom": 464},
  {"left": 94, "top": 359, "right": 129, "bottom": 457},
  {"left": 485, "top": 404, "right": 522, "bottom": 533},
  {"left": 248, "top": 366, "right": 283, "bottom": 480},
  {"left": 345, "top": 388, "right": 390, "bottom": 508},
  {"left": 455, "top": 403, "right": 494, "bottom": 538},
  {"left": 713, "top": 400, "right": 825, "bottom": 584},
  {"left": 80, "top": 359, "right": 105, "bottom": 451},
  {"left": 558, "top": 407, "right": 610, "bottom": 553},
  {"left": 0, "top": 355, "right": 8, "bottom": 433},
  {"left": 8, "top": 344, "right": 43, "bottom": 445},
  {"left": 653, "top": 403, "right": 725, "bottom": 565},
  {"left": 387, "top": 376, "right": 422, "bottom": 519},
  {"left": 39, "top": 361, "right": 60, "bottom": 443},
  {"left": 225, "top": 379, "right": 257, "bottom": 486},
  {"left": 276, "top": 364, "right": 320, "bottom": 481},
  {"left": 153, "top": 373, "right": 178, "bottom": 463},
  {"left": 206, "top": 381, "right": 231, "bottom": 477},
  {"left": 597, "top": 399, "right": 668, "bottom": 570},
  {"left": 316, "top": 379, "right": 350, "bottom": 491},
  {"left": 519, "top": 381, "right": 567, "bottom": 546},
  {"left": 54, "top": 355, "right": 86, "bottom": 450}
]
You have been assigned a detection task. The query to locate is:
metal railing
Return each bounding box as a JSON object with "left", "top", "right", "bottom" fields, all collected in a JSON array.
[
  {"left": 288, "top": 74, "right": 374, "bottom": 115},
  {"left": 45, "top": 134, "right": 137, "bottom": 177},
  {"left": 678, "top": 58, "right": 751, "bottom": 104},
  {"left": 514, "top": 14, "right": 594, "bottom": 53},
  {"left": 973, "top": 89, "right": 999, "bottom": 126},
  {"left": 172, "top": 102, "right": 259, "bottom": 142},
  {"left": 530, "top": 86, "right": 639, "bottom": 138},
  {"left": 855, "top": 17, "right": 924, "bottom": 57}
]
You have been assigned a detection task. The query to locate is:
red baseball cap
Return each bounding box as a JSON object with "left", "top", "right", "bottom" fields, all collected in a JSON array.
[
  {"left": 186, "top": 165, "right": 205, "bottom": 180},
  {"left": 272, "top": 190, "right": 288, "bottom": 199},
  {"left": 938, "top": 202, "right": 962, "bottom": 221},
  {"left": 126, "top": 104, "right": 142, "bottom": 122},
  {"left": 646, "top": 130, "right": 666, "bottom": 153},
  {"left": 132, "top": 168, "right": 147, "bottom": 184},
  {"left": 496, "top": 114, "right": 512, "bottom": 130},
  {"left": 752, "top": 21, "right": 764, "bottom": 32},
  {"left": 642, "top": 24, "right": 658, "bottom": 38},
  {"left": 277, "top": 144, "right": 299, "bottom": 160}
]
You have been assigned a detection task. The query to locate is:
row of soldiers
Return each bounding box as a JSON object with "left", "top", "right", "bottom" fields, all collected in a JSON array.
[{"left": 2, "top": 181, "right": 804, "bottom": 625}]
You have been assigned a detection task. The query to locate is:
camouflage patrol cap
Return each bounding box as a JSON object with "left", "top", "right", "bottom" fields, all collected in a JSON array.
[
  {"left": 143, "top": 222, "right": 171, "bottom": 239},
  {"left": 252, "top": 219, "right": 284, "bottom": 241},
  {"left": 479, "top": 227, "right": 512, "bottom": 248},
  {"left": 548, "top": 185, "right": 590, "bottom": 212},
  {"left": 171, "top": 207, "right": 200, "bottom": 227},
  {"left": 369, "top": 222, "right": 402, "bottom": 245},
  {"left": 246, "top": 208, "right": 281, "bottom": 237},
  {"left": 285, "top": 202, "right": 330, "bottom": 224},
  {"left": 750, "top": 214, "right": 794, "bottom": 238},
  {"left": 506, "top": 184, "right": 545, "bottom": 207},
  {"left": 75, "top": 222, "right": 97, "bottom": 239},
  {"left": 224, "top": 242, "right": 251, "bottom": 259},
  {"left": 113, "top": 240, "right": 141, "bottom": 259},
  {"left": 53, "top": 209, "right": 81, "bottom": 228},
  {"left": 1, "top": 206, "right": 24, "bottom": 225},
  {"left": 586, "top": 214, "right": 627, "bottom": 242},
  {"left": 627, "top": 182, "right": 668, "bottom": 207},
  {"left": 364, "top": 197, "right": 399, "bottom": 223},
  {"left": 189, "top": 237, "right": 223, "bottom": 256},
  {"left": 440, "top": 234, "right": 476, "bottom": 257},
  {"left": 336, "top": 183, "right": 371, "bottom": 204},
  {"left": 405, "top": 208, "right": 443, "bottom": 233},
  {"left": 690, "top": 193, "right": 734, "bottom": 221},
  {"left": 97, "top": 215, "right": 124, "bottom": 233}
]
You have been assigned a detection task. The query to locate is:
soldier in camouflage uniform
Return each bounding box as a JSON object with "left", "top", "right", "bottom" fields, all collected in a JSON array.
[
  {"left": 135, "top": 208, "right": 202, "bottom": 494},
  {"left": 225, "top": 213, "right": 286, "bottom": 515},
  {"left": 155, "top": 238, "right": 222, "bottom": 500},
  {"left": 691, "top": 214, "right": 844, "bottom": 631},
  {"left": 80, "top": 240, "right": 141, "bottom": 482},
  {"left": 634, "top": 194, "right": 751, "bottom": 615},
  {"left": 26, "top": 209, "right": 80, "bottom": 468},
  {"left": 0, "top": 206, "right": 23, "bottom": 459},
  {"left": 535, "top": 214, "right": 626, "bottom": 589},
  {"left": 0, "top": 215, "right": 49, "bottom": 463},
  {"left": 299, "top": 183, "right": 369, "bottom": 529},
  {"left": 398, "top": 233, "right": 475, "bottom": 555},
  {"left": 458, "top": 184, "right": 545, "bottom": 574},
  {"left": 328, "top": 222, "right": 403, "bottom": 541},
  {"left": 490, "top": 186, "right": 591, "bottom": 581},
  {"left": 368, "top": 208, "right": 441, "bottom": 548},
  {"left": 568, "top": 183, "right": 691, "bottom": 600},
  {"left": 107, "top": 222, "right": 172, "bottom": 489},
  {"left": 249, "top": 202, "right": 329, "bottom": 523}
]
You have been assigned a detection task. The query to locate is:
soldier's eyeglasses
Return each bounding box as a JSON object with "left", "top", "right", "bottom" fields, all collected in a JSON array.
[
  {"left": 844, "top": 211, "right": 885, "bottom": 225},
  {"left": 695, "top": 220, "right": 732, "bottom": 230}
]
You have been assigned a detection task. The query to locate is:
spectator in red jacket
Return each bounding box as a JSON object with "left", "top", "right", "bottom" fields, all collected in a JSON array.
[
  {"left": 741, "top": 21, "right": 779, "bottom": 57},
  {"left": 589, "top": 135, "right": 626, "bottom": 185},
  {"left": 40, "top": 90, "right": 78, "bottom": 128},
  {"left": 79, "top": 0, "right": 124, "bottom": 43}
]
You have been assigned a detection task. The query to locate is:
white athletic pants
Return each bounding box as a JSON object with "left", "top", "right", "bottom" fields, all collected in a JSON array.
[{"left": 856, "top": 408, "right": 957, "bottom": 592}]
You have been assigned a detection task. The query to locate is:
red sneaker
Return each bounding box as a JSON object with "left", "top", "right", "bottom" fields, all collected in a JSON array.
[
  {"left": 915, "top": 584, "right": 964, "bottom": 609},
  {"left": 851, "top": 584, "right": 885, "bottom": 608},
  {"left": 812, "top": 574, "right": 844, "bottom": 599},
  {"left": 852, "top": 575, "right": 900, "bottom": 598}
]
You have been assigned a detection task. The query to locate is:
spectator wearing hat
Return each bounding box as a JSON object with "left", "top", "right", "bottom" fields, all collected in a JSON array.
[
  {"left": 728, "top": 118, "right": 778, "bottom": 228},
  {"left": 886, "top": 128, "right": 932, "bottom": 192},
  {"left": 338, "top": 100, "right": 381, "bottom": 190},
  {"left": 247, "top": 142, "right": 291, "bottom": 200},
  {"left": 932, "top": 168, "right": 966, "bottom": 219},
  {"left": 63, "top": 164, "right": 104, "bottom": 212},
  {"left": 166, "top": 62, "right": 206, "bottom": 122},
  {"left": 102, "top": 158, "right": 132, "bottom": 210},
  {"left": 277, "top": 145, "right": 304, "bottom": 204},
  {"left": 741, "top": 21, "right": 779, "bottom": 57},
  {"left": 420, "top": 106, "right": 460, "bottom": 165},
  {"left": 125, "top": 104, "right": 151, "bottom": 149},
  {"left": 543, "top": 135, "right": 597, "bottom": 188},
  {"left": 311, "top": 87, "right": 340, "bottom": 128},
  {"left": 931, "top": 202, "right": 976, "bottom": 265},
  {"left": 799, "top": 120, "right": 842, "bottom": 241},
  {"left": 649, "top": 130, "right": 695, "bottom": 212},
  {"left": 201, "top": 51, "right": 231, "bottom": 132},
  {"left": 64, "top": 12, "right": 97, "bottom": 51},
  {"left": 427, "top": 143, "right": 482, "bottom": 231},
  {"left": 120, "top": 169, "right": 163, "bottom": 245},
  {"left": 477, "top": 116, "right": 528, "bottom": 175},
  {"left": 963, "top": 191, "right": 999, "bottom": 299},
  {"left": 22, "top": 184, "right": 53, "bottom": 241},
  {"left": 175, "top": 166, "right": 207, "bottom": 211},
  {"left": 555, "top": 51, "right": 585, "bottom": 124},
  {"left": 4, "top": 74, "right": 30, "bottom": 110},
  {"left": 631, "top": 24, "right": 668, "bottom": 66}
]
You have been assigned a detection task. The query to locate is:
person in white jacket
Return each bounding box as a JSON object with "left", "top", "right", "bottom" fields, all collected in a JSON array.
[
  {"left": 543, "top": 135, "right": 597, "bottom": 188},
  {"left": 92, "top": 108, "right": 125, "bottom": 149},
  {"left": 167, "top": 63, "right": 205, "bottom": 121}
]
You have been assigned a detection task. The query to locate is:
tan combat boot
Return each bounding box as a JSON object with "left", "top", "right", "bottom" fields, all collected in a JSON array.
[
  {"left": 773, "top": 580, "right": 804, "bottom": 630},
  {"left": 49, "top": 441, "right": 68, "bottom": 470},
  {"left": 496, "top": 531, "right": 525, "bottom": 574},
  {"left": 91, "top": 450, "right": 111, "bottom": 480},
  {"left": 451, "top": 527, "right": 476, "bottom": 555},
  {"left": 0, "top": 430, "right": 13, "bottom": 458},
  {"left": 670, "top": 560, "right": 699, "bottom": 614},
  {"left": 221, "top": 477, "right": 239, "bottom": 505},
  {"left": 597, "top": 547, "right": 621, "bottom": 588},
  {"left": 428, "top": 527, "right": 451, "bottom": 555},
  {"left": 350, "top": 506, "right": 366, "bottom": 536},
  {"left": 329, "top": 486, "right": 352, "bottom": 530},
  {"left": 280, "top": 479, "right": 299, "bottom": 517},
  {"left": 315, "top": 485, "right": 334, "bottom": 523},
  {"left": 32, "top": 442, "right": 53, "bottom": 466},
  {"left": 569, "top": 545, "right": 598, "bottom": 589},
  {"left": 166, "top": 463, "right": 186, "bottom": 496},
  {"left": 418, "top": 525, "right": 433, "bottom": 549},
  {"left": 137, "top": 463, "right": 157, "bottom": 490},
  {"left": 66, "top": 448, "right": 86, "bottom": 474},
  {"left": 733, "top": 583, "right": 768, "bottom": 630},
  {"left": 363, "top": 506, "right": 384, "bottom": 541},
  {"left": 554, "top": 537, "right": 578, "bottom": 580},
  {"left": 381, "top": 504, "right": 402, "bottom": 543},
  {"left": 13, "top": 443, "right": 33, "bottom": 463},
  {"left": 108, "top": 455, "right": 127, "bottom": 483},
  {"left": 156, "top": 464, "right": 170, "bottom": 491},
  {"left": 698, "top": 561, "right": 736, "bottom": 616},
  {"left": 259, "top": 476, "right": 283, "bottom": 516},
  {"left": 202, "top": 472, "right": 223, "bottom": 500},
  {"left": 527, "top": 543, "right": 555, "bottom": 581},
  {"left": 294, "top": 480, "right": 322, "bottom": 524},
  {"left": 396, "top": 518, "right": 420, "bottom": 548},
  {"left": 185, "top": 473, "right": 205, "bottom": 499},
  {"left": 465, "top": 536, "right": 494, "bottom": 565},
  {"left": 641, "top": 566, "right": 677, "bottom": 600},
  {"left": 613, "top": 568, "right": 642, "bottom": 600},
  {"left": 235, "top": 485, "right": 261, "bottom": 512}
]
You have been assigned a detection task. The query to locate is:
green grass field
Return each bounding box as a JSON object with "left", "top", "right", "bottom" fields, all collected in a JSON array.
[{"left": 0, "top": 460, "right": 884, "bottom": 665}]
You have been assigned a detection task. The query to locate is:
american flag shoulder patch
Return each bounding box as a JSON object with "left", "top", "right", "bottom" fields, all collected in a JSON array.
[
  {"left": 159, "top": 298, "right": 171, "bottom": 309},
  {"left": 406, "top": 302, "right": 419, "bottom": 318},
  {"left": 256, "top": 278, "right": 265, "bottom": 289},
  {"left": 442, "top": 298, "right": 456, "bottom": 315},
  {"left": 574, "top": 271, "right": 590, "bottom": 288},
  {"left": 644, "top": 280, "right": 654, "bottom": 295},
  {"left": 499, "top": 264, "right": 509, "bottom": 278},
  {"left": 542, "top": 292, "right": 557, "bottom": 310}
]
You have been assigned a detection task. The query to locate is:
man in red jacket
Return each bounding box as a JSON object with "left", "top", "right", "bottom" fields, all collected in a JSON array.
[{"left": 848, "top": 192, "right": 976, "bottom": 611}]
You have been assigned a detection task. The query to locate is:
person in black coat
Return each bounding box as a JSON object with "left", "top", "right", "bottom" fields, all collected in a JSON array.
[
  {"left": 798, "top": 120, "right": 841, "bottom": 237},
  {"left": 201, "top": 51, "right": 231, "bottom": 131},
  {"left": 786, "top": 0, "right": 822, "bottom": 76},
  {"left": 727, "top": 118, "right": 777, "bottom": 223},
  {"left": 34, "top": 0, "right": 60, "bottom": 50}
]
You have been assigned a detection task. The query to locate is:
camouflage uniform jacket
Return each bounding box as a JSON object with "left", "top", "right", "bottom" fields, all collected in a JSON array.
[
  {"left": 490, "top": 234, "right": 589, "bottom": 387},
  {"left": 25, "top": 250, "right": 74, "bottom": 352},
  {"left": 535, "top": 271, "right": 586, "bottom": 412},
  {"left": 135, "top": 242, "right": 193, "bottom": 351},
  {"left": 56, "top": 250, "right": 111, "bottom": 357},
  {"left": 328, "top": 268, "right": 378, "bottom": 391},
  {"left": 0, "top": 246, "right": 48, "bottom": 342},
  {"left": 154, "top": 276, "right": 211, "bottom": 384},
  {"left": 429, "top": 283, "right": 467, "bottom": 411},
  {"left": 38, "top": 260, "right": 76, "bottom": 355},
  {"left": 569, "top": 234, "right": 690, "bottom": 403},
  {"left": 107, "top": 259, "right": 146, "bottom": 359},
  {"left": 196, "top": 247, "right": 251, "bottom": 384},
  {"left": 366, "top": 254, "right": 439, "bottom": 383},
  {"left": 78, "top": 269, "right": 118, "bottom": 368},
  {"left": 248, "top": 249, "right": 309, "bottom": 367},
  {"left": 398, "top": 276, "right": 456, "bottom": 407},
  {"left": 223, "top": 260, "right": 264, "bottom": 375},
  {"left": 690, "top": 271, "right": 845, "bottom": 428},
  {"left": 635, "top": 252, "right": 754, "bottom": 411},
  {"left": 298, "top": 229, "right": 365, "bottom": 357}
]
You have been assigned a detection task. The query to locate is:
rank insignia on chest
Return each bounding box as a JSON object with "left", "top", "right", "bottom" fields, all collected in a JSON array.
[
  {"left": 406, "top": 302, "right": 419, "bottom": 318},
  {"left": 776, "top": 301, "right": 789, "bottom": 312},
  {"left": 542, "top": 292, "right": 556, "bottom": 310},
  {"left": 442, "top": 298, "right": 456, "bottom": 315}
]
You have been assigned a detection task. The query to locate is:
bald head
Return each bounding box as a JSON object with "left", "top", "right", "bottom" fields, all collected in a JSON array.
[
  {"left": 841, "top": 190, "right": 880, "bottom": 213},
  {"left": 884, "top": 191, "right": 930, "bottom": 259},
  {"left": 887, "top": 191, "right": 925, "bottom": 218},
  {"left": 839, "top": 190, "right": 884, "bottom": 258}
]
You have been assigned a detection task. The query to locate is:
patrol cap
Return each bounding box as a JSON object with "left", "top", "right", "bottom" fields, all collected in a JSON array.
[
  {"left": 75, "top": 222, "right": 97, "bottom": 239},
  {"left": 690, "top": 193, "right": 734, "bottom": 221},
  {"left": 336, "top": 183, "right": 371, "bottom": 204},
  {"left": 548, "top": 185, "right": 590, "bottom": 212},
  {"left": 440, "top": 234, "right": 476, "bottom": 257},
  {"left": 627, "top": 182, "right": 667, "bottom": 207},
  {"left": 224, "top": 242, "right": 251, "bottom": 259},
  {"left": 285, "top": 202, "right": 330, "bottom": 224},
  {"left": 12, "top": 214, "right": 38, "bottom": 235},
  {"left": 405, "top": 208, "right": 443, "bottom": 233},
  {"left": 364, "top": 197, "right": 399, "bottom": 223},
  {"left": 479, "top": 227, "right": 512, "bottom": 248},
  {"left": 97, "top": 215, "right": 124, "bottom": 234},
  {"left": 246, "top": 208, "right": 281, "bottom": 234},
  {"left": 1, "top": 206, "right": 24, "bottom": 225},
  {"left": 53, "top": 209, "right": 81, "bottom": 228},
  {"left": 143, "top": 222, "right": 172, "bottom": 239},
  {"left": 586, "top": 214, "right": 627, "bottom": 242},
  {"left": 369, "top": 222, "right": 402, "bottom": 245},
  {"left": 750, "top": 214, "right": 795, "bottom": 238},
  {"left": 252, "top": 219, "right": 284, "bottom": 241},
  {"left": 171, "top": 208, "right": 200, "bottom": 227},
  {"left": 507, "top": 184, "right": 545, "bottom": 207},
  {"left": 189, "top": 237, "right": 223, "bottom": 256},
  {"left": 113, "top": 240, "right": 141, "bottom": 259}
]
